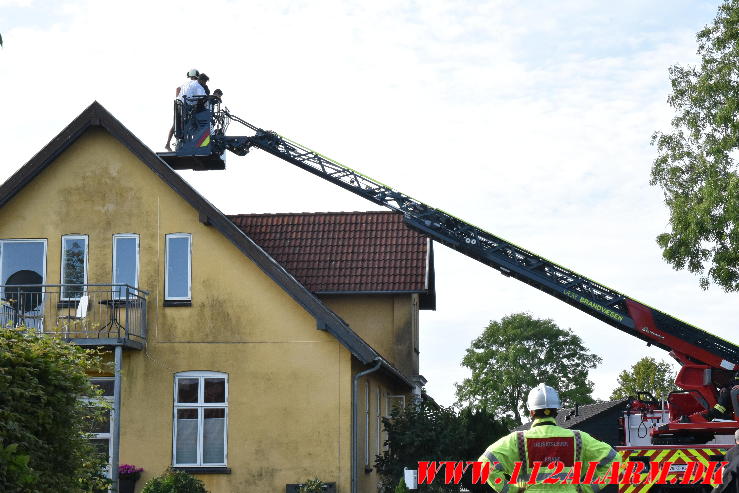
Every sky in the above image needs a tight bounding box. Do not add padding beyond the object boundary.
[1,0,736,407]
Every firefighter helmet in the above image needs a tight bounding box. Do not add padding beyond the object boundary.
[527,383,561,410]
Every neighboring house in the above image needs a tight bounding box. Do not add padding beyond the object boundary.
[515,399,629,446]
[0,102,435,492]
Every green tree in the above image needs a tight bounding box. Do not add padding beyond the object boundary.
[610,357,678,400]
[374,399,508,493]
[0,327,109,492]
[651,0,739,291]
[455,313,601,424]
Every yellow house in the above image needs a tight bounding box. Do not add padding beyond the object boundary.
[0,102,435,492]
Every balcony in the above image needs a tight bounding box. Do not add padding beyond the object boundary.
[0,284,148,350]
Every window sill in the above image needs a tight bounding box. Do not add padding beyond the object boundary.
[57,300,80,309]
[172,467,230,474]
[164,300,192,307]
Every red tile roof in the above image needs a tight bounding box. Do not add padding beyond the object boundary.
[228,211,430,293]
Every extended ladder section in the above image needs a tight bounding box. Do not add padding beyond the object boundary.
[220,120,739,373]
[158,104,739,440]
[160,105,739,373]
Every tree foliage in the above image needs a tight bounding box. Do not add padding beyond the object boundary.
[651,0,739,291]
[375,398,508,493]
[141,469,209,493]
[0,327,110,492]
[610,357,678,400]
[455,313,601,424]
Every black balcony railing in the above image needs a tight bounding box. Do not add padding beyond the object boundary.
[0,284,148,347]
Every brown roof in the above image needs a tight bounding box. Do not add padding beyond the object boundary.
[228,211,433,295]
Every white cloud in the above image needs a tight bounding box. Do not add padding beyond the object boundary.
[1,0,733,408]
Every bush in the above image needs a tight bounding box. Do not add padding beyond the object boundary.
[141,469,209,493]
[298,477,327,493]
[0,327,109,493]
[375,397,509,493]
[394,477,410,493]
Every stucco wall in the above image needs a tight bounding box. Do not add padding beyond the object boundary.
[322,294,419,381]
[0,129,367,492]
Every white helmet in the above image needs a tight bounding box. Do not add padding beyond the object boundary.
[527,383,561,410]
[187,69,200,77]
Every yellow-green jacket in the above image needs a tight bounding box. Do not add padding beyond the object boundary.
[478,417,622,492]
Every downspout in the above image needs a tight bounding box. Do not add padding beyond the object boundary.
[111,345,123,492]
[352,358,382,493]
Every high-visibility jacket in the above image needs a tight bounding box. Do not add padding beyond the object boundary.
[478,417,622,492]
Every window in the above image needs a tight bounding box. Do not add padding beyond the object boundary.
[61,235,88,299]
[0,240,47,329]
[412,295,419,354]
[165,234,191,301]
[85,378,114,479]
[113,235,139,299]
[364,382,370,468]
[376,388,382,455]
[386,395,406,414]
[173,371,227,466]
[0,240,46,286]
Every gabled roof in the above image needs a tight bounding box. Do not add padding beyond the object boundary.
[228,211,435,299]
[515,399,628,431]
[0,101,413,388]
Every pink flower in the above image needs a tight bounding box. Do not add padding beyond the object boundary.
[119,464,144,479]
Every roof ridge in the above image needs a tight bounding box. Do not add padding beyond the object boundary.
[227,211,397,218]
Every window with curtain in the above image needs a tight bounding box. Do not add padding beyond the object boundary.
[173,371,227,466]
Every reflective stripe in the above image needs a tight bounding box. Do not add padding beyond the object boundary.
[516,431,527,492]
[516,431,527,472]
[573,431,583,493]
[714,403,727,413]
[597,448,617,468]
[484,450,504,470]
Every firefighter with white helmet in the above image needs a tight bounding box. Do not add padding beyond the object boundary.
[478,383,621,492]
[165,69,207,151]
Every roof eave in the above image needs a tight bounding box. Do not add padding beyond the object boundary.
[0,101,393,370]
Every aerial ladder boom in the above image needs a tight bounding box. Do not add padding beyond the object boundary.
[159,101,739,441]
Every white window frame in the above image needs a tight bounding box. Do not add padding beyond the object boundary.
[0,239,48,332]
[173,371,228,467]
[112,234,139,299]
[386,394,406,414]
[0,239,48,287]
[376,388,382,456]
[0,239,48,307]
[84,377,115,480]
[165,234,192,301]
[61,234,88,300]
[412,295,419,354]
[364,382,370,467]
